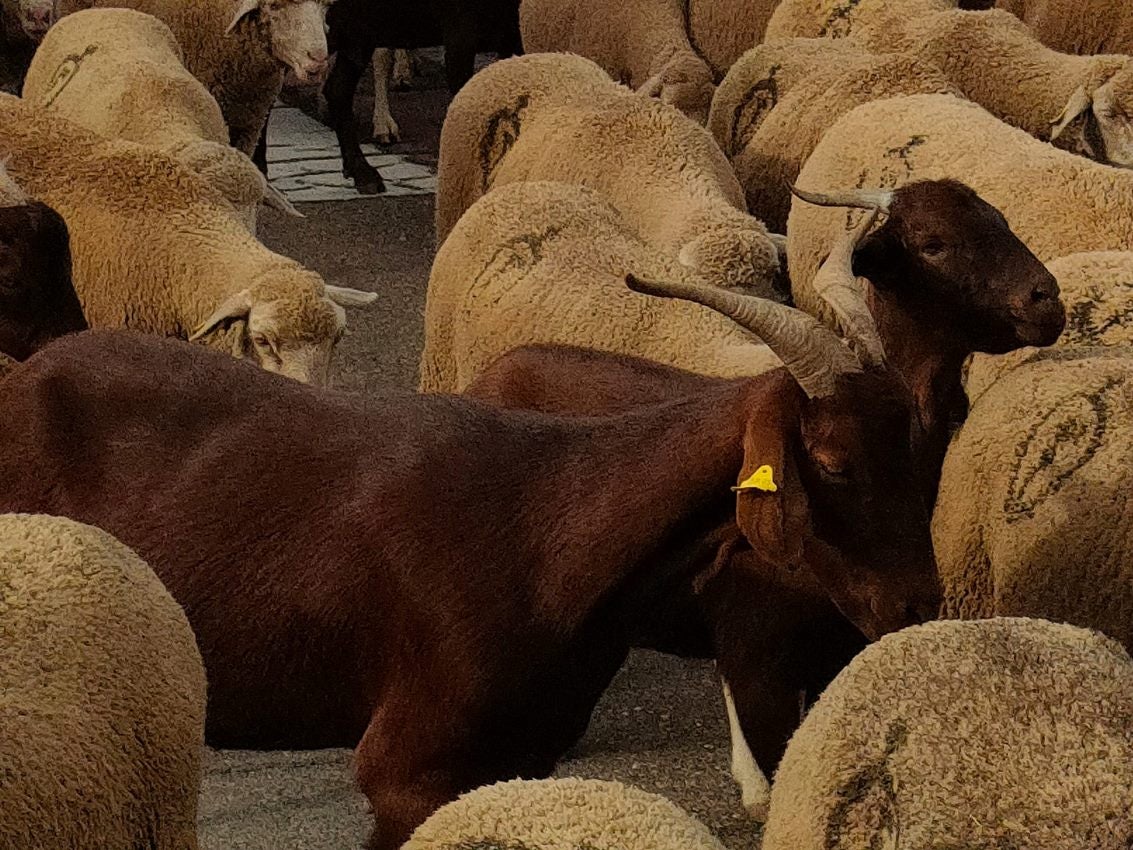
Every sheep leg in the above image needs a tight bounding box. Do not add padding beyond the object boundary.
[325,52,386,195]
[370,48,400,145]
[252,123,268,176]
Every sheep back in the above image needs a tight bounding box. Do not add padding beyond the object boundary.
[764,0,958,40]
[934,347,1133,650]
[711,40,957,231]
[997,0,1133,55]
[403,778,727,850]
[761,617,1133,849]
[422,180,780,393]
[0,513,205,850]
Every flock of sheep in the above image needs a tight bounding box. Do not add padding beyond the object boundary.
[3,0,1133,847]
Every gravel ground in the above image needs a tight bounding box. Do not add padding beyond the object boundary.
[197,76,763,850]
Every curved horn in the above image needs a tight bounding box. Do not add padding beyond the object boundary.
[625,274,860,399]
[262,182,305,218]
[812,208,886,368]
[789,182,893,212]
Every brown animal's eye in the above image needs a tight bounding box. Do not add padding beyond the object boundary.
[814,456,849,481]
[921,239,947,257]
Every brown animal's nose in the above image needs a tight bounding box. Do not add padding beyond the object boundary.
[308,48,328,63]
[29,7,50,23]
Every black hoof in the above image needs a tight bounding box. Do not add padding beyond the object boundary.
[345,164,387,195]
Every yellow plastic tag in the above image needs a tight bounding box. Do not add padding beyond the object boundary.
[732,465,778,493]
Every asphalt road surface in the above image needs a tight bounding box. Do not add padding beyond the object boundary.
[198,72,762,850]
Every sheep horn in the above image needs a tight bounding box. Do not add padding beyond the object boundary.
[262,183,305,219]
[789,182,894,212]
[625,274,861,399]
[811,208,887,368]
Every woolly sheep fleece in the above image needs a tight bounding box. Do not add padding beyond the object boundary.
[22,8,266,232]
[997,0,1133,55]
[403,778,726,850]
[519,0,715,124]
[0,513,206,850]
[786,94,1133,327]
[689,0,783,76]
[708,39,957,231]
[421,180,781,393]
[934,347,1133,651]
[765,0,959,40]
[965,251,1133,397]
[761,617,1133,850]
[435,53,779,296]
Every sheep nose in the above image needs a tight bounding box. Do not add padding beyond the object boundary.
[308,48,328,63]
[28,7,51,24]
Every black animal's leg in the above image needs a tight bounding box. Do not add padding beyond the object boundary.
[443,33,477,95]
[253,124,268,175]
[325,52,386,195]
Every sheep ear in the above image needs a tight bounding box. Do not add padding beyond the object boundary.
[637,72,665,99]
[189,290,254,341]
[226,0,261,34]
[325,285,378,308]
[1050,85,1092,141]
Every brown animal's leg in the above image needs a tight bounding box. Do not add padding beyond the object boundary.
[325,52,386,195]
[354,705,465,850]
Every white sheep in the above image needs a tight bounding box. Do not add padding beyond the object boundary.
[435,53,780,297]
[997,0,1133,55]
[764,0,959,40]
[403,778,727,850]
[0,513,206,850]
[22,8,301,234]
[934,345,1133,651]
[520,0,717,124]
[59,0,333,160]
[785,93,1133,326]
[846,8,1133,167]
[0,92,377,385]
[707,38,958,231]
[422,180,783,393]
[761,617,1133,850]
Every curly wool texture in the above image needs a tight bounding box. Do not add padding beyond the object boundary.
[846,8,1133,161]
[688,0,783,77]
[0,94,340,359]
[404,778,726,850]
[59,0,291,155]
[421,180,782,393]
[436,53,779,296]
[934,348,1133,650]
[787,94,1133,326]
[708,39,957,231]
[0,513,206,850]
[764,0,958,40]
[22,8,266,232]
[966,251,1133,397]
[996,0,1133,55]
[761,617,1133,850]
[519,0,716,124]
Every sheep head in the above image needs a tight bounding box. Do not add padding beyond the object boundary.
[2,0,56,41]
[189,268,376,387]
[1050,60,1133,168]
[627,213,941,642]
[227,0,333,85]
[792,180,1065,354]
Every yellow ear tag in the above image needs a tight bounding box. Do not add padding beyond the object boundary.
[732,465,778,493]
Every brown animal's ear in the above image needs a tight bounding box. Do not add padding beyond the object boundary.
[226,0,260,34]
[1050,85,1092,141]
[734,405,809,569]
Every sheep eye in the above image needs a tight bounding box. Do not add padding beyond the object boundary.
[921,240,947,257]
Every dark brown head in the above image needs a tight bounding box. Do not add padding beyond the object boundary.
[626,212,941,641]
[793,180,1066,353]
[0,199,87,361]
